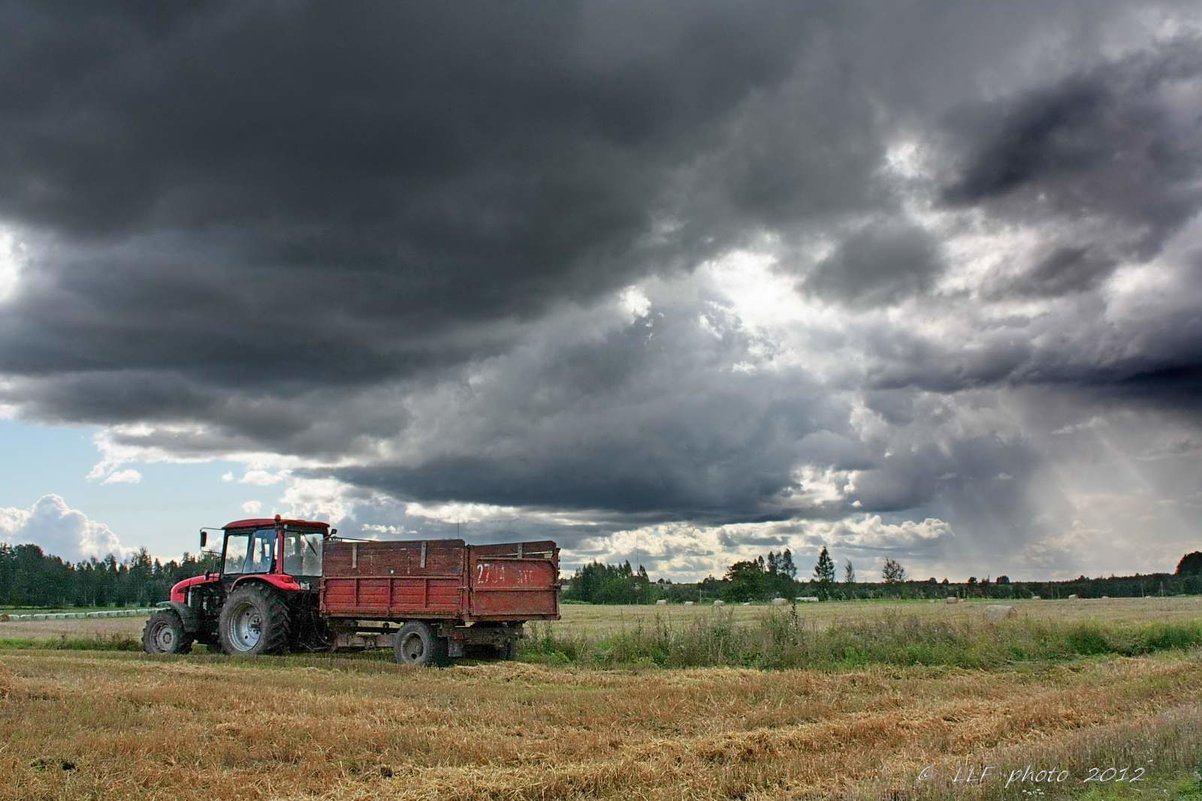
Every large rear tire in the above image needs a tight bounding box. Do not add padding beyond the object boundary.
[393,621,448,667]
[142,609,194,655]
[218,584,292,656]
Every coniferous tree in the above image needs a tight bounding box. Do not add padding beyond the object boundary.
[780,549,797,579]
[882,558,907,584]
[814,547,836,584]
[813,546,836,598]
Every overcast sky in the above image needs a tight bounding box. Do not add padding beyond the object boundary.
[2,2,1201,581]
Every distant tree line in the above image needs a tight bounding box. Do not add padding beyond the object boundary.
[4,540,1201,609]
[561,561,654,604]
[562,548,1202,604]
[0,543,217,609]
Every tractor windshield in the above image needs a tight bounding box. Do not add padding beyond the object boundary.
[223,532,250,574]
[282,530,324,577]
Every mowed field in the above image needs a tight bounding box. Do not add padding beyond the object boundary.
[1,598,1201,800]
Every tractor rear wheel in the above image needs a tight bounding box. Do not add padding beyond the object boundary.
[218,584,292,656]
[142,609,194,655]
[393,621,448,667]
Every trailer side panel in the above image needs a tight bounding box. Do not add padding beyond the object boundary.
[320,538,559,622]
[468,541,559,620]
[321,539,466,618]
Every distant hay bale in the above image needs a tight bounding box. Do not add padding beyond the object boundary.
[985,604,1016,620]
[683,601,695,606]
[945,596,959,604]
[655,599,668,606]
[712,600,725,606]
[771,597,788,606]
[1100,595,1110,599]
[795,596,819,603]
[741,602,752,606]
[1030,595,1041,600]
[1068,594,1079,599]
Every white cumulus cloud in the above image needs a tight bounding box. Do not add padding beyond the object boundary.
[101,469,143,485]
[0,495,130,561]
[240,469,284,486]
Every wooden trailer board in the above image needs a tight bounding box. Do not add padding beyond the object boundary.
[320,539,559,623]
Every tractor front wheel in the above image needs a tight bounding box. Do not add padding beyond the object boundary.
[142,609,194,655]
[218,584,292,656]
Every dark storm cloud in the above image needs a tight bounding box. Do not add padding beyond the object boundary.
[803,222,943,307]
[3,0,1202,557]
[330,292,851,523]
[988,245,1117,299]
[0,1,833,392]
[864,252,1202,407]
[942,39,1202,261]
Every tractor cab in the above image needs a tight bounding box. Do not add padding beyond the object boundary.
[213,517,328,588]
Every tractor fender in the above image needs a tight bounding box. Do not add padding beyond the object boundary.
[169,573,220,604]
[155,600,201,633]
[230,574,303,594]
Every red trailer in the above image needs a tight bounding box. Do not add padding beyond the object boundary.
[142,516,559,666]
[321,538,560,662]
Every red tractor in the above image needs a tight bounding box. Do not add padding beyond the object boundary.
[142,515,560,665]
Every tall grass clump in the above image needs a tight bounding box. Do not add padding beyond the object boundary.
[520,609,1202,670]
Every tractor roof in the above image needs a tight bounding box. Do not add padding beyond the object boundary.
[222,517,330,530]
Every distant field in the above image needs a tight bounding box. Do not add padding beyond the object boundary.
[557,596,1202,634]
[3,596,1200,643]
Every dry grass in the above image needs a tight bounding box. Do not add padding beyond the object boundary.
[0,615,148,642]
[1,649,1201,800]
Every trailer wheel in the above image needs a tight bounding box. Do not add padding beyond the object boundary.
[142,609,194,655]
[393,621,448,667]
[218,584,292,656]
[498,639,518,661]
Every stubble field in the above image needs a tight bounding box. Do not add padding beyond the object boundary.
[2,598,1201,800]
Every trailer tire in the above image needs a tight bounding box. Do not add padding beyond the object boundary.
[498,639,518,661]
[219,584,291,656]
[142,609,194,655]
[393,621,448,667]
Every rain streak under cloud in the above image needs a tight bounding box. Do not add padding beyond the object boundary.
[1,1,1201,579]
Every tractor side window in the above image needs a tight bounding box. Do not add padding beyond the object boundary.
[223,533,250,574]
[248,529,276,574]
